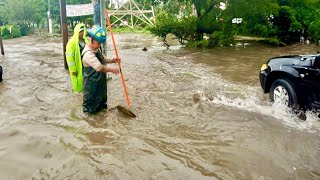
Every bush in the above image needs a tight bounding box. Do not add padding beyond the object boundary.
[148,10,176,39]
[209,30,235,47]
[11,26,21,38]
[309,20,320,43]
[197,13,221,34]
[1,26,11,39]
[1,25,22,39]
[186,39,209,48]
[171,16,197,44]
[19,24,31,36]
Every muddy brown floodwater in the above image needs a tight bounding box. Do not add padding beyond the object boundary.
[0,33,320,179]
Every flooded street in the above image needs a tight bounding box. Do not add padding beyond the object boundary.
[0,34,320,179]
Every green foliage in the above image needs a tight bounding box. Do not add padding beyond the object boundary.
[150,10,205,45]
[0,0,46,24]
[149,1,238,47]
[171,16,197,44]
[186,39,210,48]
[162,0,181,15]
[0,25,21,39]
[149,10,176,39]
[1,0,320,47]
[19,24,31,36]
[84,18,94,28]
[197,12,221,34]
[209,30,235,47]
[11,26,21,38]
[191,0,219,18]
[186,39,209,48]
[308,20,320,43]
[228,0,320,44]
[272,6,301,43]
[1,26,11,39]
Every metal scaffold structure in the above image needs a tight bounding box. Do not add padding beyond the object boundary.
[108,0,155,28]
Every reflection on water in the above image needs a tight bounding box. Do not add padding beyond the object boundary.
[0,35,319,179]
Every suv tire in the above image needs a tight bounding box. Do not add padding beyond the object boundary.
[270,79,298,108]
[270,79,306,120]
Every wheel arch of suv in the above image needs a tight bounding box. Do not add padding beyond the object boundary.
[264,71,301,94]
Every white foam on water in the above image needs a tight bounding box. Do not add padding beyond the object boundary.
[209,93,320,132]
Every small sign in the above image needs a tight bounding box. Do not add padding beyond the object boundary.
[66,3,93,17]
[232,18,243,24]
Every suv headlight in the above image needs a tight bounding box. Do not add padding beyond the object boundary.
[261,64,268,71]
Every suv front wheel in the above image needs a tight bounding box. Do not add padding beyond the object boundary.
[270,79,298,106]
[270,79,306,120]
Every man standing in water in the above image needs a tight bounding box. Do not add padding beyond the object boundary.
[66,23,87,92]
[82,26,120,114]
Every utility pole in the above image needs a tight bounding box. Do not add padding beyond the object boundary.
[93,0,107,54]
[93,0,101,26]
[0,27,4,55]
[100,0,107,54]
[48,0,53,34]
[60,0,68,69]
[0,21,4,55]
[0,2,4,55]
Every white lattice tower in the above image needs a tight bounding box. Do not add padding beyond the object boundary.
[108,0,155,28]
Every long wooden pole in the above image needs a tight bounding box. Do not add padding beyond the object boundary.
[60,0,68,69]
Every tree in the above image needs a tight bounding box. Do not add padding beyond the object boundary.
[226,0,279,36]
[285,0,320,41]
[0,0,46,24]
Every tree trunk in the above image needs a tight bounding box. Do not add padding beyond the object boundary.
[191,0,202,18]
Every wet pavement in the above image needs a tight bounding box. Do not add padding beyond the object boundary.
[0,34,320,179]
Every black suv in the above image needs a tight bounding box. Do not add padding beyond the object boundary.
[259,54,320,120]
